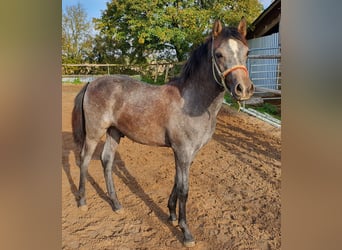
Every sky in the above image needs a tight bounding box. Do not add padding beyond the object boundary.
[259,0,273,10]
[62,0,109,20]
[62,0,273,21]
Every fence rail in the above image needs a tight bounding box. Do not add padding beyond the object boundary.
[62,62,183,84]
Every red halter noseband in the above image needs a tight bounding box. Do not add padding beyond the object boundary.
[221,65,248,78]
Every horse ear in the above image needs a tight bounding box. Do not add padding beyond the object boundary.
[238,17,247,37]
[213,20,222,38]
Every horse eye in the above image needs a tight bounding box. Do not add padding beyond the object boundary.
[215,52,223,59]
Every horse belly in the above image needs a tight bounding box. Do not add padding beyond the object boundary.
[116,113,168,147]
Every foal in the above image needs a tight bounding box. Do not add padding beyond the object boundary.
[72,18,254,247]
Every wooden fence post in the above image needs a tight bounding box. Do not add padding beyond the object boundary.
[154,64,159,83]
[164,64,170,83]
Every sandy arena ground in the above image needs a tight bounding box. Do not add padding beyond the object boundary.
[62,84,281,249]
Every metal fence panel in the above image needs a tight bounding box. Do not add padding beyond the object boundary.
[247,33,281,91]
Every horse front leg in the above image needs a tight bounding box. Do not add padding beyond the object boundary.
[172,150,196,247]
[167,181,178,226]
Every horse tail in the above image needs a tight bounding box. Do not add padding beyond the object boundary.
[72,82,90,149]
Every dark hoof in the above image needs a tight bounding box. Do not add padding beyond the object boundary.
[183,240,196,248]
[111,201,122,213]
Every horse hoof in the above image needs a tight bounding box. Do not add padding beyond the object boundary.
[79,205,88,212]
[168,219,178,227]
[183,240,196,248]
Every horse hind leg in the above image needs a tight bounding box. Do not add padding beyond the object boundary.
[78,137,98,211]
[101,127,123,213]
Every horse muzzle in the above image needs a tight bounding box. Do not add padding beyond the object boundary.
[233,80,255,101]
[222,66,255,101]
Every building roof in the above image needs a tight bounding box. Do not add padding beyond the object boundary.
[247,0,281,39]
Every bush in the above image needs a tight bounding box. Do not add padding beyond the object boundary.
[141,75,165,85]
[72,78,82,84]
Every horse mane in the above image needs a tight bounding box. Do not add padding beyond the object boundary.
[180,42,209,82]
[178,26,247,83]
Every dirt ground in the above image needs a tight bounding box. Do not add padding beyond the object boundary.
[62,84,281,249]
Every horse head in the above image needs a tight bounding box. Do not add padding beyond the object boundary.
[211,17,254,101]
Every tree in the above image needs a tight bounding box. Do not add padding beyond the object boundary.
[93,0,263,64]
[62,3,93,64]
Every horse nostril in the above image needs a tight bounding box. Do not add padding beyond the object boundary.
[235,83,243,95]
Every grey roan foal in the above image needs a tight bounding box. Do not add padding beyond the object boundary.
[72,18,254,247]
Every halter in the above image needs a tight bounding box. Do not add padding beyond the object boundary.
[211,36,249,94]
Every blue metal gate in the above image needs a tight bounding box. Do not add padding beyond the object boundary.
[247,33,281,92]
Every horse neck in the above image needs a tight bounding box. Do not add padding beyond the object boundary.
[179,62,225,117]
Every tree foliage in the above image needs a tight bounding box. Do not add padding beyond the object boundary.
[62,3,93,64]
[93,0,263,64]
